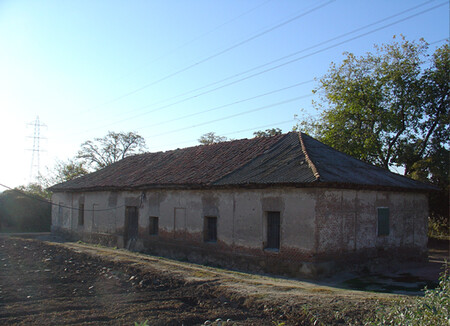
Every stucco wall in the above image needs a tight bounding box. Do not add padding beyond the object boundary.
[53,188,316,250]
[51,187,428,277]
[314,189,428,262]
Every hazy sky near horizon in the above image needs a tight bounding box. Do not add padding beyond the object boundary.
[0,0,448,188]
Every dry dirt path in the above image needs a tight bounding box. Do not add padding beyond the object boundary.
[0,237,416,325]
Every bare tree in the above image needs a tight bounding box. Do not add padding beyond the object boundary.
[77,131,147,170]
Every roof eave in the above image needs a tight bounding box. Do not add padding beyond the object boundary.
[49,180,436,194]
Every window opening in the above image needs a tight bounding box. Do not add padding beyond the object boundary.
[204,216,217,242]
[149,216,158,235]
[58,203,63,225]
[377,207,390,236]
[78,204,84,226]
[266,211,280,250]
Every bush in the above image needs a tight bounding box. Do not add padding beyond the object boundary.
[428,188,449,239]
[428,215,449,239]
[367,268,449,325]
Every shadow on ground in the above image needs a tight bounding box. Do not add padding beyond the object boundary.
[323,239,449,295]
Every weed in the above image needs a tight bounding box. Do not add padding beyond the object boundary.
[366,267,449,325]
[134,320,149,326]
[301,305,325,326]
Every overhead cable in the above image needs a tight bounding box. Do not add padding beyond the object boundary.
[145,93,314,137]
[74,0,442,136]
[79,0,335,112]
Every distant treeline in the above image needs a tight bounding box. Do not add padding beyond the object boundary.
[0,190,51,232]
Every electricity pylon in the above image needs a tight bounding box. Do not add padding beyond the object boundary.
[27,116,47,183]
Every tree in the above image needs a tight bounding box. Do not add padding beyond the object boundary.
[39,159,89,188]
[406,43,449,183]
[16,183,51,200]
[253,128,282,138]
[198,132,228,145]
[77,131,147,170]
[306,37,449,180]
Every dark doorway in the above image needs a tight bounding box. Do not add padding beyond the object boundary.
[124,206,139,247]
[204,216,217,242]
[266,211,280,250]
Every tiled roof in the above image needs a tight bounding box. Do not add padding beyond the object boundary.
[49,132,436,192]
[299,133,437,190]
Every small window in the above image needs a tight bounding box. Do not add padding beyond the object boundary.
[78,204,84,226]
[377,207,389,236]
[149,216,159,235]
[266,211,281,250]
[204,216,217,242]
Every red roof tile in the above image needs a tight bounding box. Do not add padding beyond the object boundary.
[49,132,436,192]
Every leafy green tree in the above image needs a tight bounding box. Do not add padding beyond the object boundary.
[16,183,51,200]
[253,128,282,137]
[198,132,228,145]
[77,131,147,170]
[39,159,89,188]
[306,37,449,181]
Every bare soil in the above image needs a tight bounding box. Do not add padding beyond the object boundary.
[0,237,445,325]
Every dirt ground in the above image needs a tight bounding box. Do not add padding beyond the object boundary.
[0,236,447,326]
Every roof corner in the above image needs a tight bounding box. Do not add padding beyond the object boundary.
[298,132,320,181]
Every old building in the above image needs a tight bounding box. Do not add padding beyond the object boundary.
[49,132,435,277]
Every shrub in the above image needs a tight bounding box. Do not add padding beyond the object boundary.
[428,216,449,239]
[367,268,449,325]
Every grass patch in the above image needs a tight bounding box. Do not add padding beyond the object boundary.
[366,268,449,325]
[309,287,333,294]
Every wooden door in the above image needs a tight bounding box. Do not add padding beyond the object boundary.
[124,206,139,246]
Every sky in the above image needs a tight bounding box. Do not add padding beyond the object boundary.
[0,0,448,189]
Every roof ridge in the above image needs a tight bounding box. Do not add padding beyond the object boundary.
[212,133,289,184]
[298,132,320,181]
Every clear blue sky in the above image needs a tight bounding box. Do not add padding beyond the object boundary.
[0,0,448,188]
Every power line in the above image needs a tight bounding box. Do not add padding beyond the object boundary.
[100,0,447,138]
[73,0,442,136]
[160,119,296,149]
[78,0,335,114]
[140,80,313,130]
[110,79,314,131]
[146,93,314,138]
[112,0,274,84]
[151,0,439,116]
[141,2,447,137]
[429,38,449,45]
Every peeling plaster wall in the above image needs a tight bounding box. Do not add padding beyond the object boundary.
[315,189,429,260]
[51,187,428,277]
